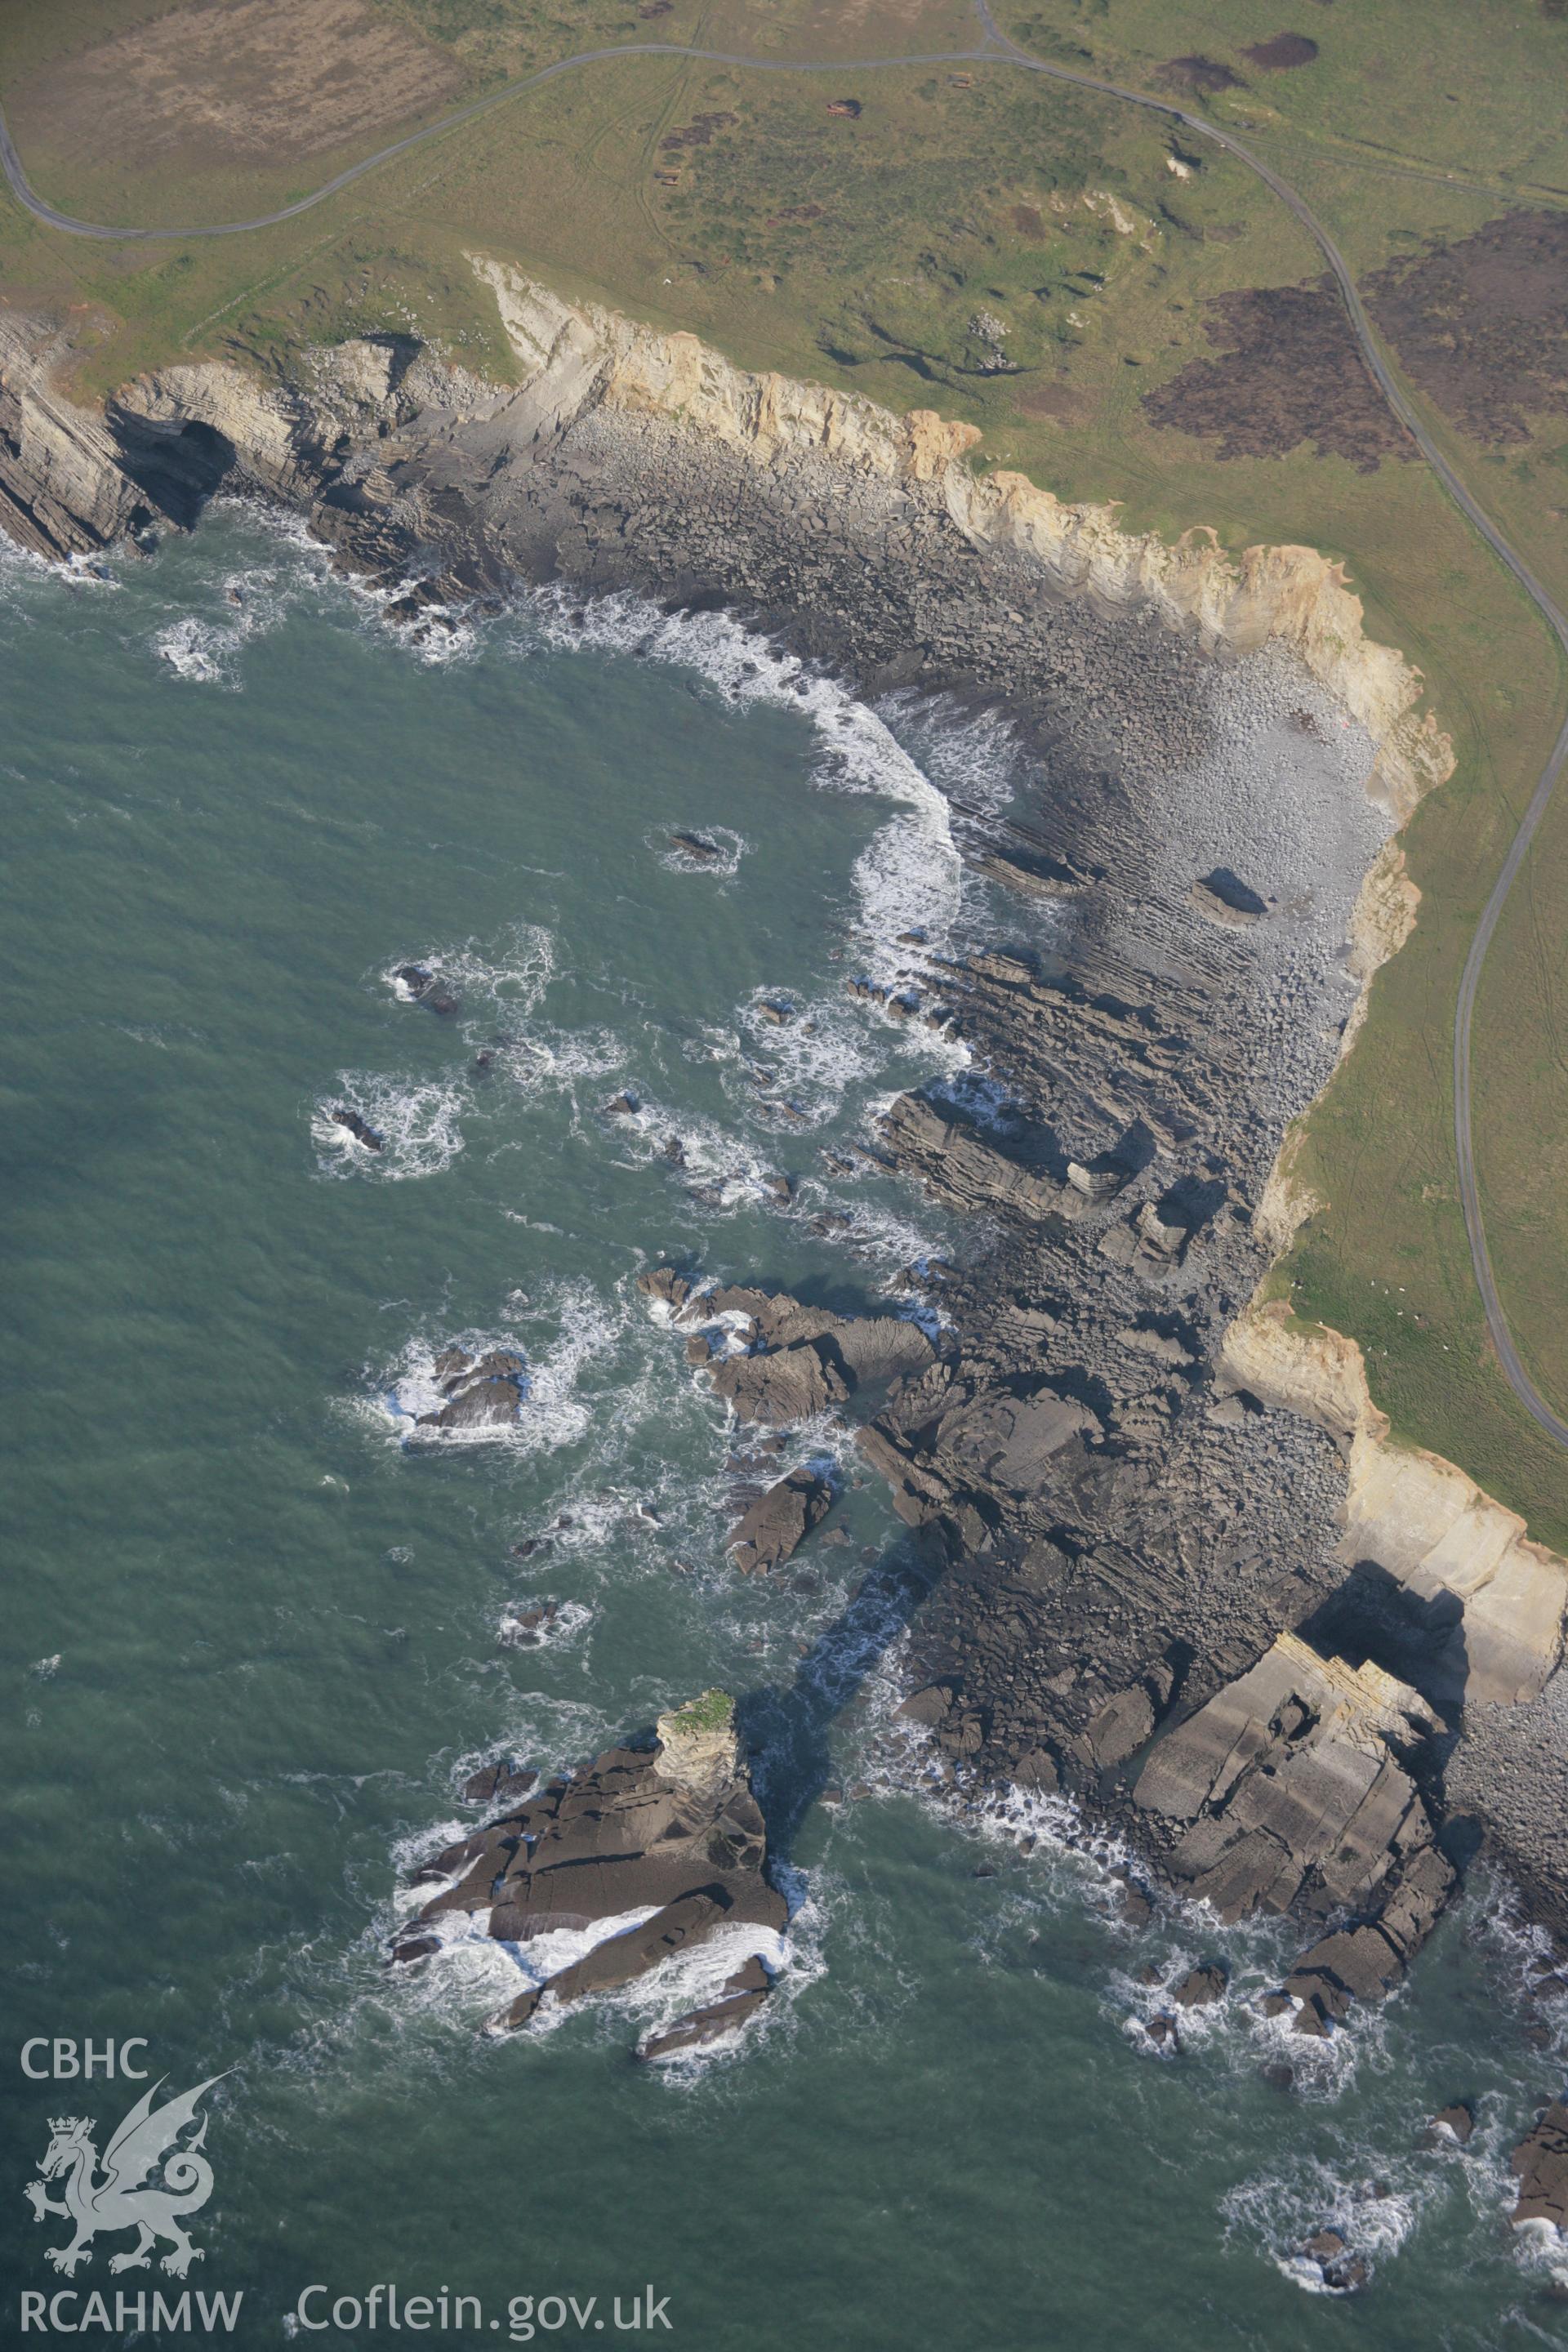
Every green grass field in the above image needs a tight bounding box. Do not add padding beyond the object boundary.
[5,0,1568,1539]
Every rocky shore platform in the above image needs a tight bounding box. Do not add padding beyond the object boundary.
[4,274,1567,2074]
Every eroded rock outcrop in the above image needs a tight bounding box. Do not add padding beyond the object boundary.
[1133,1633,1453,2025]
[728,1468,831,1575]
[636,1268,937,1434]
[1511,2101,1568,2230]
[400,1691,783,2045]
[415,1347,526,1430]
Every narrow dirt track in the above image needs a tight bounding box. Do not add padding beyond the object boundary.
[3,0,1565,1441]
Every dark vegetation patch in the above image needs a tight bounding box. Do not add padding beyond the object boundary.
[1140,279,1413,472]
[1365,210,1568,444]
[660,112,738,153]
[1157,56,1241,93]
[1241,33,1320,69]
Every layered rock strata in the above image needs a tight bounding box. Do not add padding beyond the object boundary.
[398,1692,783,2050]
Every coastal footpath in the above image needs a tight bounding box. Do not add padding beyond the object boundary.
[5,274,1568,2020]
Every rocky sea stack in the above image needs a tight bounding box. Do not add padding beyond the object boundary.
[396,1692,785,2056]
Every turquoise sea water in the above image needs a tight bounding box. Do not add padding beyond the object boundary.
[5,509,1568,2350]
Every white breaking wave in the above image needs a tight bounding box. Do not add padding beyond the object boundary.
[497,1596,595,1652]
[154,613,245,686]
[310,1073,466,1181]
[368,1284,622,1455]
[529,589,973,987]
[381,920,555,1025]
[1222,2152,1432,2296]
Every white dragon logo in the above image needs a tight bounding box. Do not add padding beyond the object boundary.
[24,2075,226,2278]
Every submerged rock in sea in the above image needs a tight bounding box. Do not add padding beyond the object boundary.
[399,1690,783,2048]
[464,1760,538,1808]
[1170,1962,1227,2009]
[636,1954,773,2061]
[394,961,460,1016]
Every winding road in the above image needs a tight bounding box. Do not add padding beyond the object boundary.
[3,1,1566,1441]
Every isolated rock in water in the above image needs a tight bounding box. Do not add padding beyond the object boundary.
[670,831,721,862]
[1428,2103,1474,2146]
[728,1468,831,1574]
[387,1934,441,1968]
[1170,1962,1227,2009]
[1511,2100,1568,2226]
[403,1690,784,2044]
[394,961,459,1013]
[416,1349,526,1429]
[1112,1869,1152,1927]
[331,1107,384,1151]
[636,1955,773,2060]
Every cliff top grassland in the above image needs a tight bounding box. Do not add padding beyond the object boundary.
[4,0,1568,1542]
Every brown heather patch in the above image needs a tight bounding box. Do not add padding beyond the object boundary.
[1365,210,1568,445]
[1241,33,1321,69]
[1140,279,1413,473]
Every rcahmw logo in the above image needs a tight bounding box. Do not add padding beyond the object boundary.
[19,2042,241,2334]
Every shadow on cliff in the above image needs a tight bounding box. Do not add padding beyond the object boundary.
[1298,1557,1469,1739]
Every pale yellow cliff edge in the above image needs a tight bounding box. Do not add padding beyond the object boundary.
[1223,1299,1568,1707]
[468,262,1455,826]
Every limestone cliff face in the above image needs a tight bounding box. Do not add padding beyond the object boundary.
[469,264,1452,823]
[1223,1299,1568,1708]
[5,271,1454,821]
